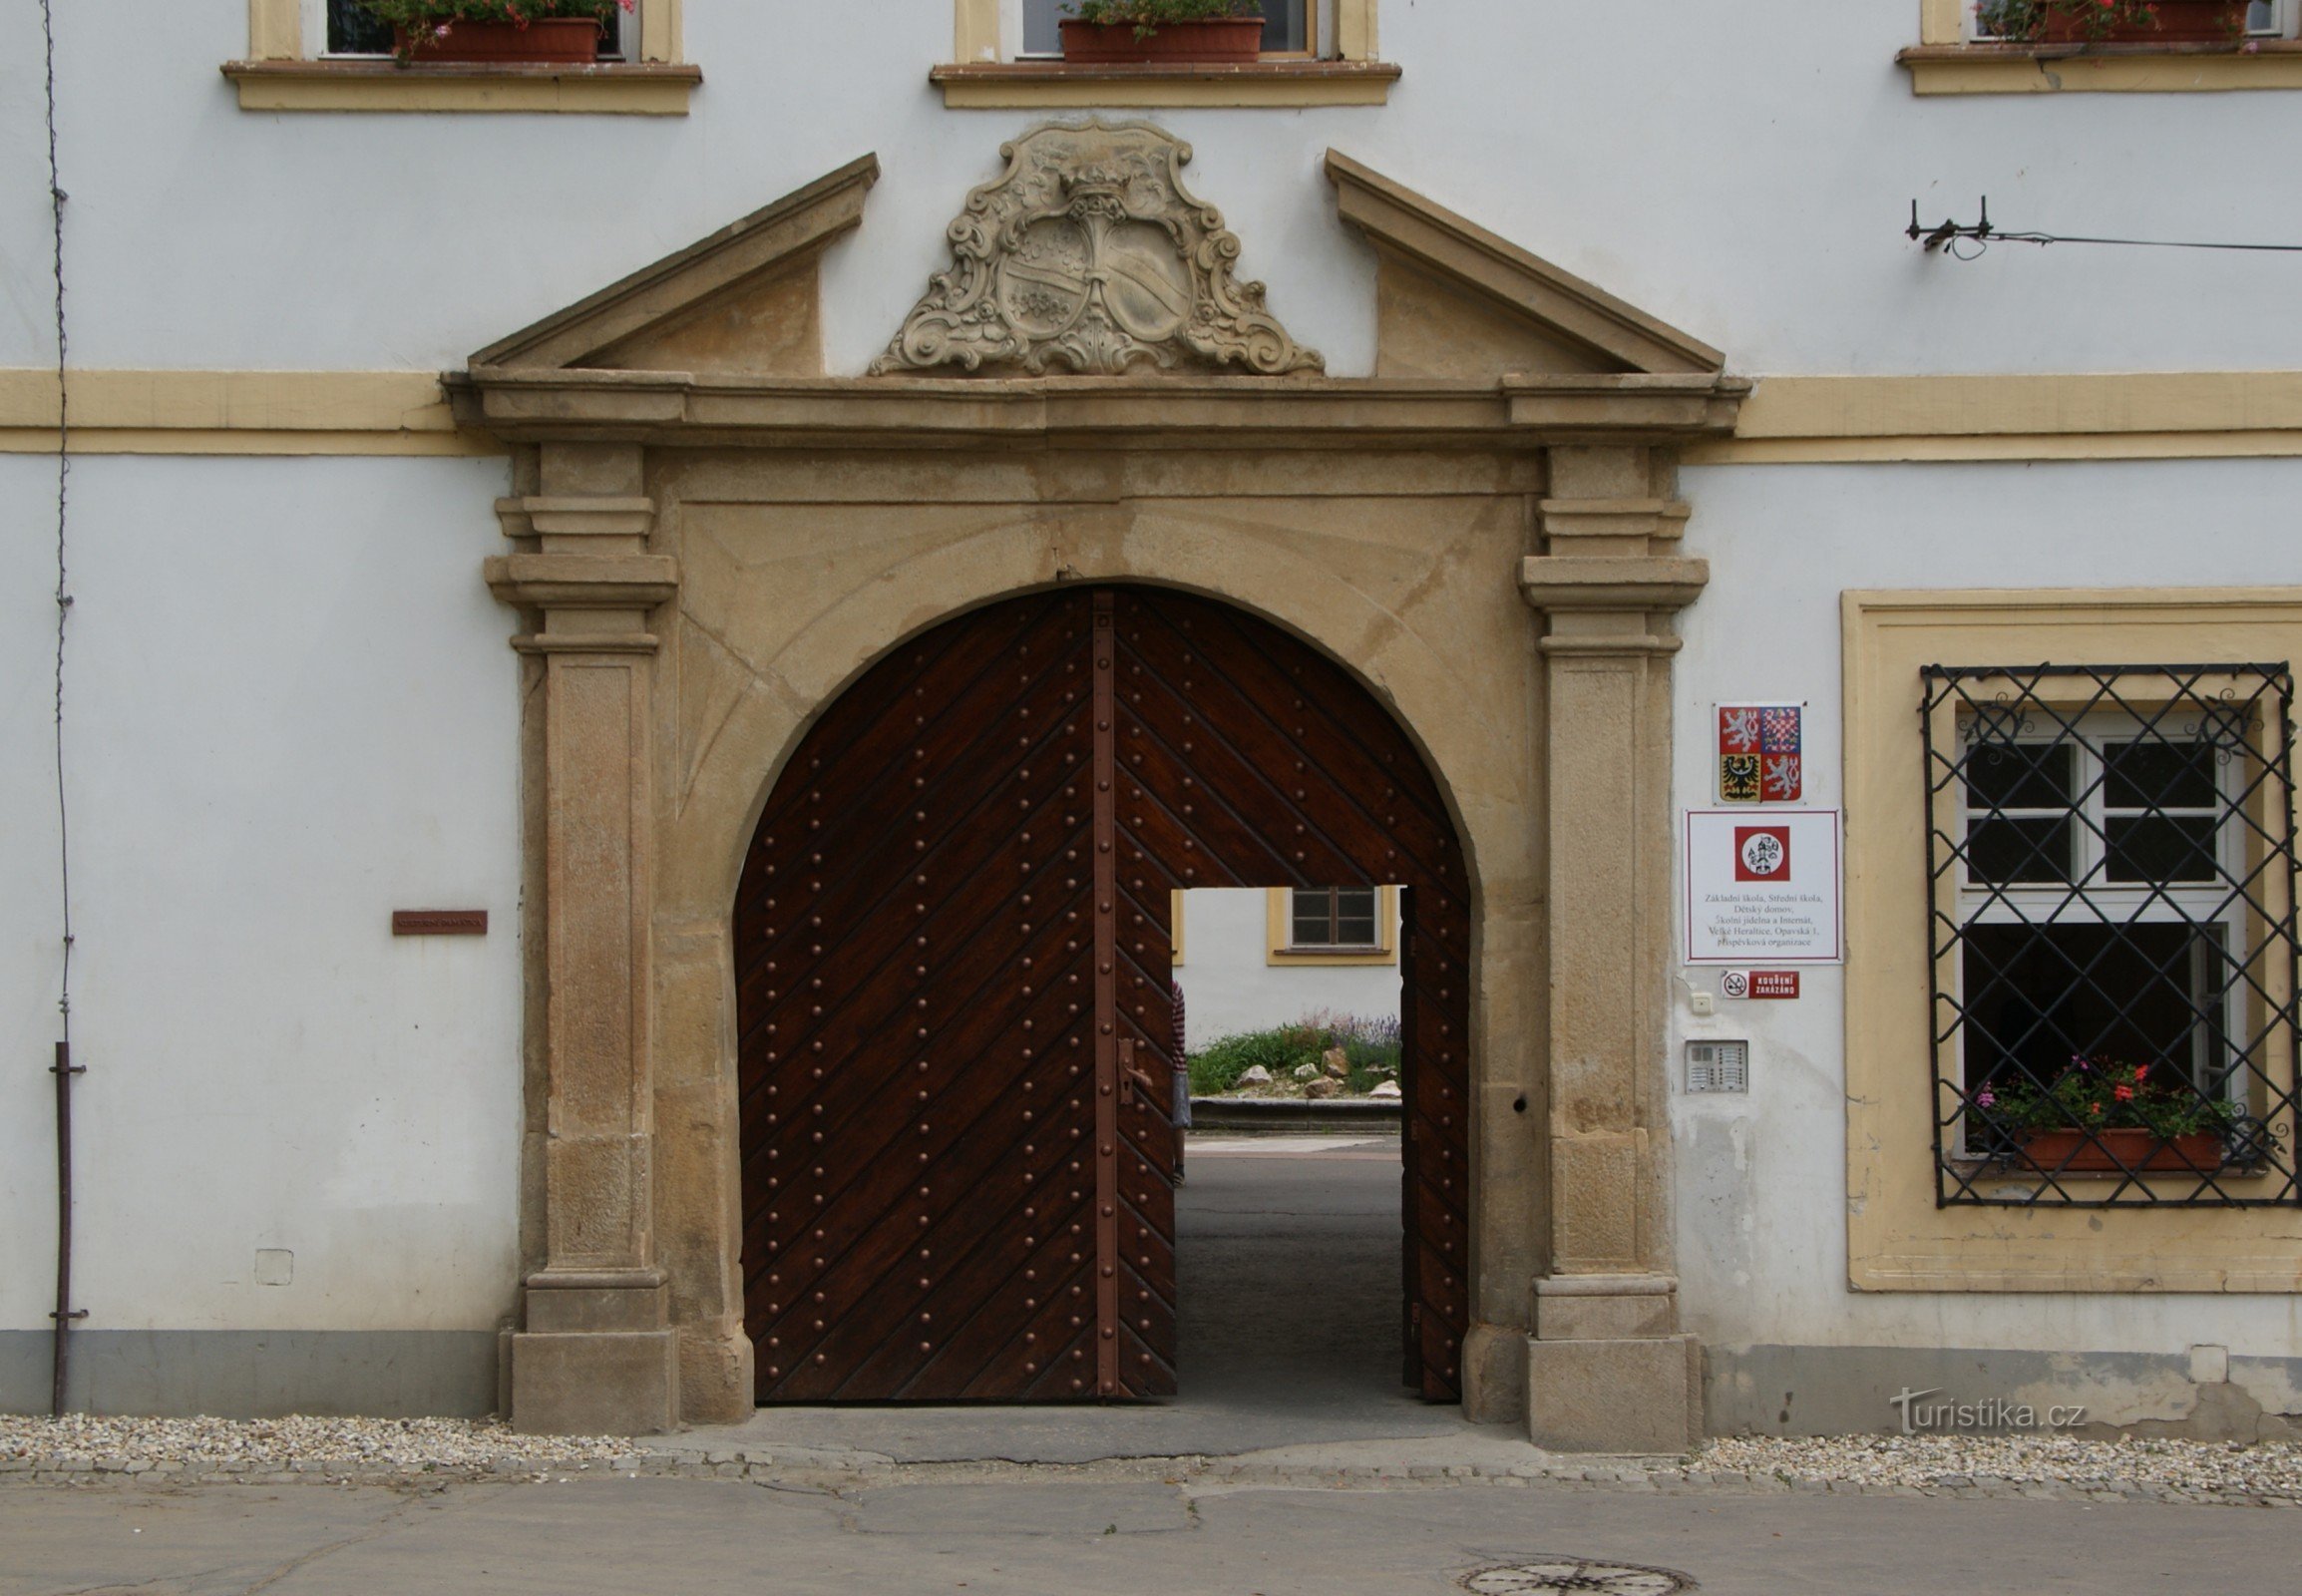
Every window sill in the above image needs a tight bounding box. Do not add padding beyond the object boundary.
[220,59,701,115]
[929,59,1398,109]
[1267,946,1396,968]
[1899,40,2302,94]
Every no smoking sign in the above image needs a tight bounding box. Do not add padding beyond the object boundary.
[1721,970,1801,1000]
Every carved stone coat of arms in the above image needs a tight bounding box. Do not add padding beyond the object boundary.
[874,120,1323,378]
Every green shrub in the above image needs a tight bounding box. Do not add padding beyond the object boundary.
[1187,1010,1402,1097]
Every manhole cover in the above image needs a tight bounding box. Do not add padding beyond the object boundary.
[1459,1559,1697,1595]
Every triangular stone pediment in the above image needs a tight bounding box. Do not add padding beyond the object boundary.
[1325,150,1723,380]
[462,144,1726,393]
[470,155,880,375]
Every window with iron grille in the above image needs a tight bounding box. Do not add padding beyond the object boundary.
[1924,663,2300,1207]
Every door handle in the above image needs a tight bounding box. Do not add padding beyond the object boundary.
[1117,1037,1161,1108]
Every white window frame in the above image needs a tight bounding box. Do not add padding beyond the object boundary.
[305,0,635,58]
[1953,708,2248,1131]
[1008,0,1335,59]
[1970,0,2294,41]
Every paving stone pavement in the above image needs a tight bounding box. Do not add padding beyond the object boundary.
[5,1473,2299,1596]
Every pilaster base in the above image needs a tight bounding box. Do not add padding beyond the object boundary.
[1526,1333,1703,1454]
[511,1271,680,1436]
[1461,1321,1530,1426]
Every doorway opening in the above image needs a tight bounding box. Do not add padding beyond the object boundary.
[1173,885,1430,1421]
[734,586,1471,1409]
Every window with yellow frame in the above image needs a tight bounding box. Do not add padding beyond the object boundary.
[1841,589,2302,1295]
[230,0,695,113]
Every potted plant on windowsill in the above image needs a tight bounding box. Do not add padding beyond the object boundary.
[1976,0,2251,45]
[1059,1,1268,65]
[352,0,631,64]
[1977,1053,2239,1174]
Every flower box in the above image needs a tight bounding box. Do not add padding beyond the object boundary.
[2014,1127,2225,1173]
[393,18,603,63]
[1058,18,1267,64]
[2037,1,2251,43]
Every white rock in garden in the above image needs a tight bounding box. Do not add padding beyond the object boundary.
[1369,1080,1402,1100]
[1237,1065,1273,1085]
[1305,1077,1343,1099]
[1291,1062,1321,1081]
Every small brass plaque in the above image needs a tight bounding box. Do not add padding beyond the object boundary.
[392,910,489,937]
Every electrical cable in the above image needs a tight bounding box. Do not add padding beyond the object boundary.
[1987,230,2302,254]
[1909,199,2302,259]
[39,0,83,1420]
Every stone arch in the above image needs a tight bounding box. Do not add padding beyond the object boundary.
[640,490,1546,1424]
[726,582,1478,1400]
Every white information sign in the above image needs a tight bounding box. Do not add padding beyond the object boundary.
[1684,808,1842,966]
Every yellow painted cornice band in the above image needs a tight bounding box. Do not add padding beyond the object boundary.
[19,369,2302,461]
[1686,372,2302,465]
[0,370,497,457]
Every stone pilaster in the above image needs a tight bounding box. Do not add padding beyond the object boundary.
[1517,445,1705,1453]
[488,444,684,1435]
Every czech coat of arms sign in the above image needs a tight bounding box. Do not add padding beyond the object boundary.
[874,120,1323,378]
[1718,702,1802,804]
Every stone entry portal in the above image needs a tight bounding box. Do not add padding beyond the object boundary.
[735,587,1472,1402]
[465,138,1749,1442]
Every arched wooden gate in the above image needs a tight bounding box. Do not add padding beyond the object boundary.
[735,587,1472,1401]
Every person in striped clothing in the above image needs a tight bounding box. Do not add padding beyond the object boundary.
[1170,979,1191,1186]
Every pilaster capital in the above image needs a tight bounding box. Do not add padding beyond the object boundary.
[485,552,680,612]
[1536,497,1691,544]
[1519,555,1709,615]
[495,496,657,540]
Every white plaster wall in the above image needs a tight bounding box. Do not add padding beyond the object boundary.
[1671,458,2302,1366]
[3,0,2300,1366]
[7,3,2302,376]
[1173,888,1401,1049]
[0,456,524,1335]
[0,456,68,1335]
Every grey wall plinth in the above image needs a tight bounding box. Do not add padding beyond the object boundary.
[1706,1343,2302,1442]
[1,1330,499,1418]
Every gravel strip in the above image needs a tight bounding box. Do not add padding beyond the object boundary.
[4,1414,2300,1505]
[1,1414,631,1480]
[1699,1433,2302,1499]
